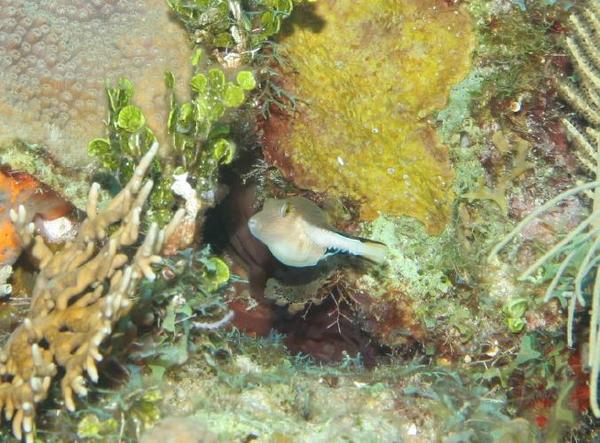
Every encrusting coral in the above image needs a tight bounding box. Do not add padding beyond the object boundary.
[489,0,600,418]
[0,142,184,442]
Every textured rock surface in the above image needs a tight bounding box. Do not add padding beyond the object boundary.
[264,0,474,234]
[0,0,191,167]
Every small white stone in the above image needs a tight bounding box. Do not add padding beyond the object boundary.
[407,423,417,436]
[37,215,77,243]
[171,172,200,218]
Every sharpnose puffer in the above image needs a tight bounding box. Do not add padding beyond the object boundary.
[247,196,388,267]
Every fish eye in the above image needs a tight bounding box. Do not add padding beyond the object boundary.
[279,202,290,217]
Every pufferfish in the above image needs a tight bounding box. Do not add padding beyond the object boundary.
[248,196,388,267]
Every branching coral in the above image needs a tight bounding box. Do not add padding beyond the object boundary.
[489,0,600,417]
[0,142,184,442]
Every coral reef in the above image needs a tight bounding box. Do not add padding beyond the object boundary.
[263,0,474,233]
[149,332,537,443]
[0,0,191,167]
[489,0,600,418]
[357,215,479,350]
[1,0,594,441]
[0,143,182,442]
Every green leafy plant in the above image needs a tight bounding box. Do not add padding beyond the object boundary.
[88,78,174,225]
[165,49,256,195]
[131,247,233,373]
[167,0,315,56]
[167,0,312,118]
[502,298,528,333]
[69,373,165,442]
[88,58,256,225]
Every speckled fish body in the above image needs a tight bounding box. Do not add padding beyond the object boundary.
[248,196,388,267]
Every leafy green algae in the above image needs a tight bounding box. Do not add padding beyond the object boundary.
[88,61,256,225]
[167,0,316,59]
[265,0,474,234]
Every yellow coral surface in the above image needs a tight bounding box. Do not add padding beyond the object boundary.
[0,0,191,167]
[266,0,474,233]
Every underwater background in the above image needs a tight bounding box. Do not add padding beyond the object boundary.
[0,0,599,441]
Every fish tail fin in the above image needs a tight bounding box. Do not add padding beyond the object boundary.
[351,239,389,264]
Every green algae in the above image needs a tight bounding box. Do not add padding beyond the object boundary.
[88,61,256,225]
[76,415,119,440]
[117,105,146,133]
[503,298,529,333]
[167,0,316,60]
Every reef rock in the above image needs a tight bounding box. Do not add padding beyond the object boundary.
[263,0,474,234]
[0,0,191,167]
